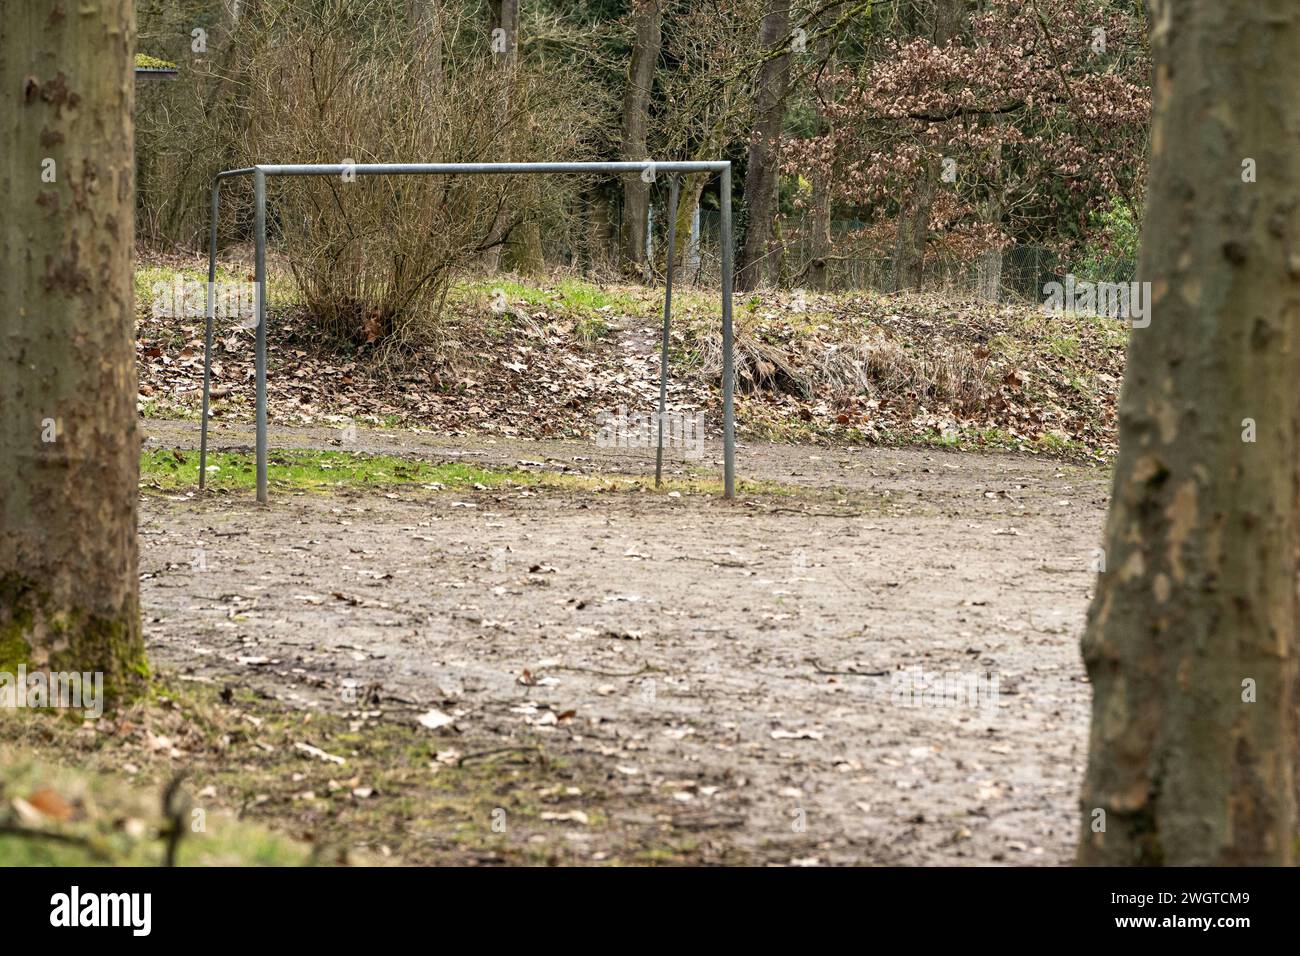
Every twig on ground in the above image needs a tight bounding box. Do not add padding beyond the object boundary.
[805,657,890,677]
[0,823,111,859]
[456,745,546,768]
[748,505,867,517]
[161,773,190,867]
[546,662,665,678]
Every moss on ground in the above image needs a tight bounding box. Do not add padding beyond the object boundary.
[0,574,36,674]
[139,446,810,503]
[141,447,532,494]
[2,677,741,865]
[134,53,178,70]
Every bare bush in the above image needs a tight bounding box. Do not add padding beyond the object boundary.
[204,0,607,345]
[135,1,237,247]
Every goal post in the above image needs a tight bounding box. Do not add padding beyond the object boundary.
[198,161,736,503]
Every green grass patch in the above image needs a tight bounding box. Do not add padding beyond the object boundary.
[139,444,833,506]
[135,53,177,70]
[573,315,612,344]
[141,448,532,493]
[0,739,312,866]
[449,276,650,324]
[135,263,299,325]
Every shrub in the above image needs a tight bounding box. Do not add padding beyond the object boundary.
[1072,197,1141,283]
[214,1,603,345]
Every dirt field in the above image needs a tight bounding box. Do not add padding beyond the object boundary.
[138,418,1109,865]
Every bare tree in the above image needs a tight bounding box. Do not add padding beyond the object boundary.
[736,0,792,291]
[407,0,445,101]
[804,23,835,291]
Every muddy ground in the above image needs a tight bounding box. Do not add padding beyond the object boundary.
[138,418,1109,865]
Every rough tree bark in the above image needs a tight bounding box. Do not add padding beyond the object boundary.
[976,195,1003,302]
[619,0,662,277]
[735,0,791,292]
[806,169,832,291]
[0,0,146,696]
[1078,0,1300,865]
[671,171,706,274]
[891,166,933,292]
[497,1,545,275]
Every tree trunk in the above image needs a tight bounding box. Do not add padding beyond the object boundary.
[672,170,707,276]
[977,196,1003,302]
[504,198,545,273]
[619,0,661,278]
[976,245,1002,302]
[891,0,966,292]
[584,185,617,276]
[807,172,832,291]
[505,183,546,274]
[804,24,834,291]
[503,0,543,276]
[688,201,701,279]
[406,0,444,102]
[892,168,933,291]
[0,0,146,698]
[736,0,791,292]
[482,0,519,273]
[1078,0,1300,866]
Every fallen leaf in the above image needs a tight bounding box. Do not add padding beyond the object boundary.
[417,709,456,731]
[25,788,73,822]
[540,810,589,824]
[294,741,346,765]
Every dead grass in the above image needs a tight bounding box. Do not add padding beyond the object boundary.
[136,252,1124,459]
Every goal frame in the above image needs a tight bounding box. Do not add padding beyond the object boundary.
[198,161,736,502]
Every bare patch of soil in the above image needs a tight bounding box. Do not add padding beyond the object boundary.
[139,421,1108,865]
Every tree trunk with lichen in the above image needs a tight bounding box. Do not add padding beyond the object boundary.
[671,171,706,274]
[804,25,833,292]
[1078,0,1300,865]
[619,0,661,278]
[806,164,832,291]
[0,0,146,700]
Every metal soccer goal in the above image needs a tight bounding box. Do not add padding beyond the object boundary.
[198,161,737,502]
